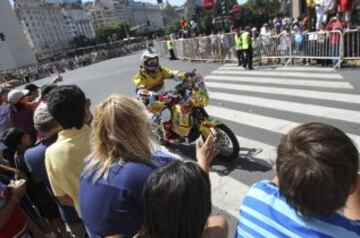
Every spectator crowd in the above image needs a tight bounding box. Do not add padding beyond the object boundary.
[159,0,360,68]
[0,67,359,238]
[0,42,147,88]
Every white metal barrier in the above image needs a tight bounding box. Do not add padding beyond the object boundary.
[154,30,356,69]
[343,29,360,60]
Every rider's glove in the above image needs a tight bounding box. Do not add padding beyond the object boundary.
[148,91,159,99]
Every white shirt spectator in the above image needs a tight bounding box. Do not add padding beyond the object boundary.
[190,20,198,29]
[260,26,272,36]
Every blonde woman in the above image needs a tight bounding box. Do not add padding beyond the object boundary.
[79,95,217,238]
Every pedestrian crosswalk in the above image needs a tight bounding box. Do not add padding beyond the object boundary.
[212,67,344,79]
[200,64,360,220]
[205,75,353,89]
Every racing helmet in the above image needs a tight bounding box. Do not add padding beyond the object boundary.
[141,50,159,73]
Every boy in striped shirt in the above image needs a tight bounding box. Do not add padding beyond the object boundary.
[236,122,360,238]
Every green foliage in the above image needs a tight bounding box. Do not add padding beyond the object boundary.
[95,21,130,43]
[164,20,181,35]
[71,35,95,47]
[243,0,281,15]
[199,13,213,35]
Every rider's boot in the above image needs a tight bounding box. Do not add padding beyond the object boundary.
[162,122,177,143]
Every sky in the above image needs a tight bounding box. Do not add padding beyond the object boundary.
[10,0,247,7]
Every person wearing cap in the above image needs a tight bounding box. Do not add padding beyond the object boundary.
[7,89,37,145]
[25,104,86,237]
[133,50,188,142]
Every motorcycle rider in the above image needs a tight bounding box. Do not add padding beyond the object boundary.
[133,50,189,142]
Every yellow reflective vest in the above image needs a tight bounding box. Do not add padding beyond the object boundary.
[241,32,250,50]
[167,40,174,50]
[234,34,242,50]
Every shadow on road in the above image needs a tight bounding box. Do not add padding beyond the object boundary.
[164,143,273,176]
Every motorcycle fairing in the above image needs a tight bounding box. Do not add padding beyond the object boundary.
[199,117,223,138]
[171,104,193,137]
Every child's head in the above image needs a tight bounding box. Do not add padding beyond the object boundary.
[2,128,32,151]
[276,123,359,217]
[140,160,211,238]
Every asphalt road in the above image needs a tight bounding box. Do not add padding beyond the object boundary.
[34,52,360,237]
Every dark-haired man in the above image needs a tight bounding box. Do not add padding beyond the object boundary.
[235,122,360,237]
[45,85,91,227]
[26,104,84,237]
[24,84,39,102]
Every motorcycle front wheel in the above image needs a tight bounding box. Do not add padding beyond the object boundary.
[214,124,240,162]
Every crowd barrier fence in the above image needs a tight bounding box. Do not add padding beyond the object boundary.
[154,29,360,70]
[343,29,360,61]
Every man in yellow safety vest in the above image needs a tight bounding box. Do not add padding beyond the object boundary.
[167,35,177,60]
[241,26,254,70]
[234,27,244,66]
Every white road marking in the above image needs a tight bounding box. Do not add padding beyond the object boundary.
[206,82,360,104]
[209,91,360,123]
[221,64,335,72]
[204,75,352,89]
[211,69,343,79]
[206,105,360,147]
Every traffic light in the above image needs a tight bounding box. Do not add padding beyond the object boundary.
[0,32,5,41]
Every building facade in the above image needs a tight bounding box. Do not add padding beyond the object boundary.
[0,0,37,70]
[62,8,96,40]
[87,0,130,30]
[129,1,164,34]
[14,0,95,59]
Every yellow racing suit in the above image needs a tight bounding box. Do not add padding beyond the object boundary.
[133,65,187,141]
[133,66,179,94]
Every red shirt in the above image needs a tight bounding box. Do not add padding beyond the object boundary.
[327,20,344,44]
[336,0,353,12]
[10,104,37,144]
[181,19,187,29]
[0,184,27,238]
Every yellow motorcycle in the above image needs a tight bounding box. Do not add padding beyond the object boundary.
[147,71,240,161]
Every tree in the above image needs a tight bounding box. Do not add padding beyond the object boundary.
[71,35,95,48]
[95,21,131,43]
[114,21,130,39]
[243,0,281,16]
[164,20,181,35]
[199,13,213,35]
[162,2,181,24]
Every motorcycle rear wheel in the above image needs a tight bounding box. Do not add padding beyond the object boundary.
[215,124,240,162]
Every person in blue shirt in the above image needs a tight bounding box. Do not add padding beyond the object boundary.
[235,122,360,238]
[79,95,220,238]
[24,104,85,237]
